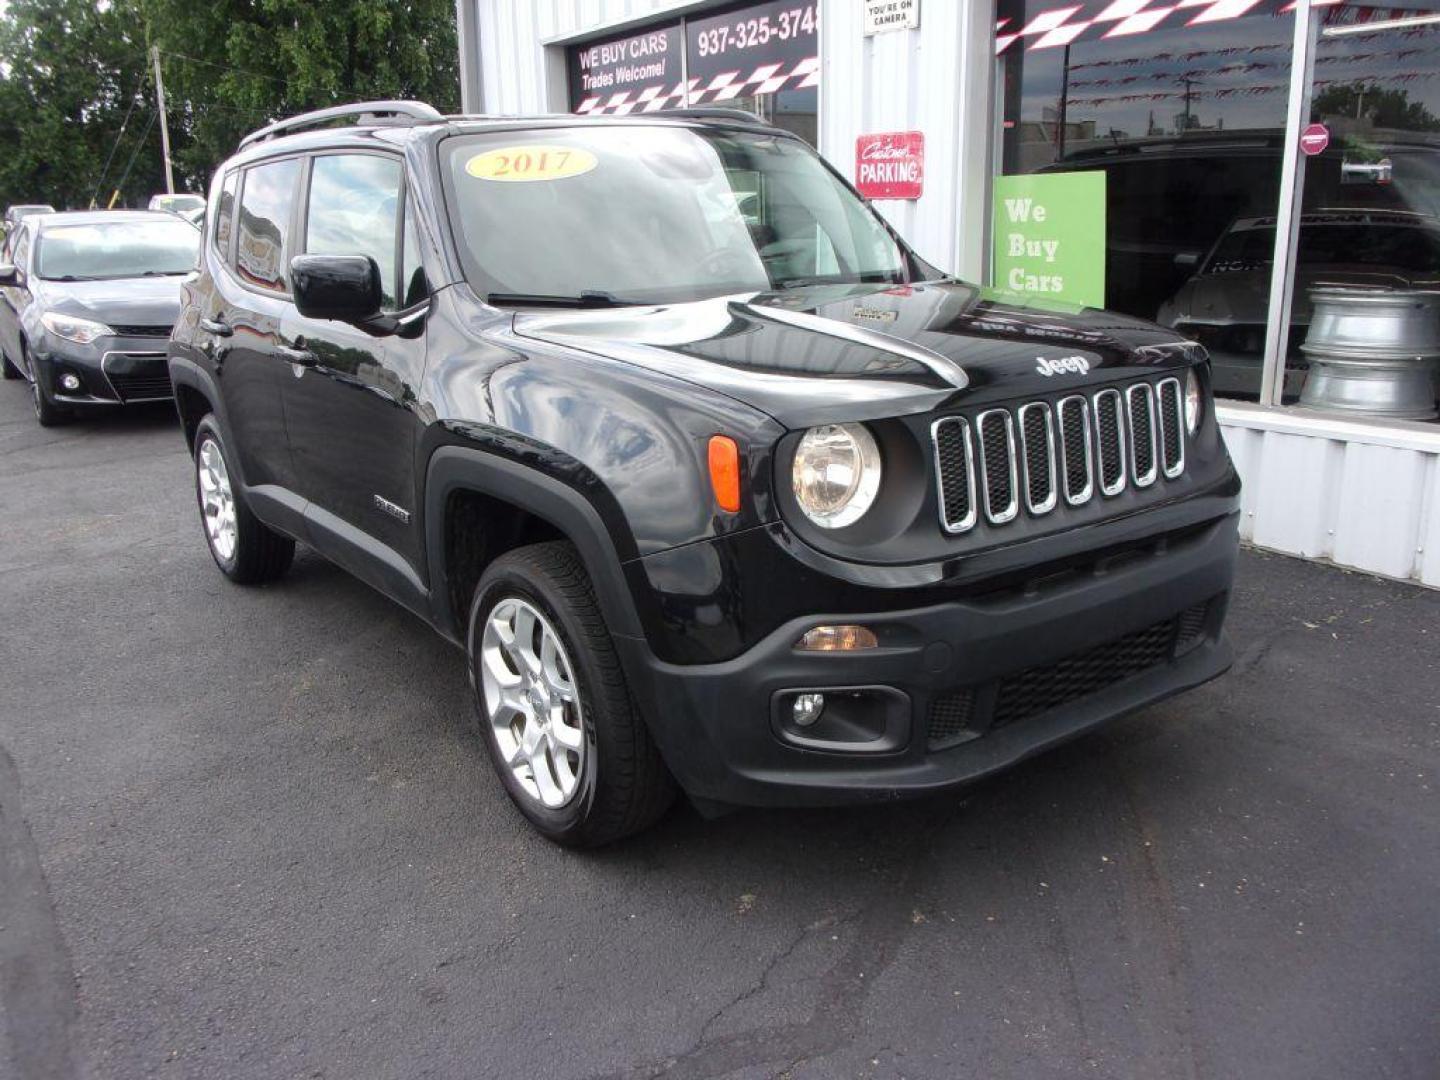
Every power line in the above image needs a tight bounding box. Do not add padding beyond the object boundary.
[89,73,148,208]
[107,109,157,206]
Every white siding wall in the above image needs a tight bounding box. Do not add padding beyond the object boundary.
[1220,403,1440,588]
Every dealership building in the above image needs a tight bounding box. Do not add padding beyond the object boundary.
[457,0,1440,588]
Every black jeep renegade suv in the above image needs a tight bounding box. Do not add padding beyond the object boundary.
[169,101,1240,845]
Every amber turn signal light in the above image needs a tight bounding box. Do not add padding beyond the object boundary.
[795,625,879,652]
[708,435,741,513]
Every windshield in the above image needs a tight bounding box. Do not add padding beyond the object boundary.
[441,126,909,304]
[36,220,198,281]
[1204,217,1440,277]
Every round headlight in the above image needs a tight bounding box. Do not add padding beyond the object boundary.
[791,423,882,529]
[1184,368,1203,435]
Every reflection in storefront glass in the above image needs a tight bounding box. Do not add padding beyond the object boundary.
[1283,6,1440,412]
[998,0,1291,401]
[999,0,1440,414]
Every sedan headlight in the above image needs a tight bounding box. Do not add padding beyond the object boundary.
[40,312,113,345]
[1184,368,1203,435]
[791,423,882,529]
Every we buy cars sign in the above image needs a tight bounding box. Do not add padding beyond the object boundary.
[855,131,924,200]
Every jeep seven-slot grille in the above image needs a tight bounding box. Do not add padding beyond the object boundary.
[933,377,1186,533]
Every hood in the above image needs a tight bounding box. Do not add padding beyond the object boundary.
[513,281,1202,427]
[39,275,184,329]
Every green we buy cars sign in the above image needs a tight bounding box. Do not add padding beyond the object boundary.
[991,172,1106,308]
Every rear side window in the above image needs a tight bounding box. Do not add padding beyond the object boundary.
[213,172,237,261]
[236,158,300,293]
[305,154,402,309]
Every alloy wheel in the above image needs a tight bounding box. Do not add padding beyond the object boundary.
[480,597,586,809]
[197,438,238,562]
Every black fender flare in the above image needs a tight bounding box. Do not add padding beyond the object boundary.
[167,354,226,454]
[423,445,646,644]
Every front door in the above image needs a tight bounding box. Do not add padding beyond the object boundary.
[280,152,428,578]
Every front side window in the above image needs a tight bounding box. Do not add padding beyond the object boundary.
[213,172,238,261]
[305,154,402,309]
[34,220,198,281]
[441,126,908,304]
[236,158,300,293]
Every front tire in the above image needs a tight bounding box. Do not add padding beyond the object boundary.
[193,415,294,584]
[469,541,676,846]
[27,350,68,427]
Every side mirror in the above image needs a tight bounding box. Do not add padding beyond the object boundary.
[1174,251,1201,270]
[0,263,19,288]
[290,254,382,325]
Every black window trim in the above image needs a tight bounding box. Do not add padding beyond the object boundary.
[298,147,409,315]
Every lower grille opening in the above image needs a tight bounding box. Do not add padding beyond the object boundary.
[926,600,1213,749]
[926,690,976,746]
[109,372,173,401]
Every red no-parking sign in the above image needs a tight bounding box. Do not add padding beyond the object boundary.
[1300,123,1330,156]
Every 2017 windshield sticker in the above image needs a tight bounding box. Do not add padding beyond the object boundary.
[465,146,598,182]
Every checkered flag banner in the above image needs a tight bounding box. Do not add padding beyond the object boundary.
[995,0,1351,54]
[575,56,819,116]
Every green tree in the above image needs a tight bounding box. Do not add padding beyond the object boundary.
[143,0,459,194]
[0,0,459,210]
[0,0,160,209]
[1313,82,1440,132]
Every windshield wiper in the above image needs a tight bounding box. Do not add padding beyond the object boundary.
[771,273,905,291]
[485,290,637,308]
[141,269,189,277]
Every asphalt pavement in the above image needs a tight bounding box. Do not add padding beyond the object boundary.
[0,384,1436,1080]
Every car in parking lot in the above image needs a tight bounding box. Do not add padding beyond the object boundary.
[0,209,198,425]
[1156,208,1440,398]
[169,101,1240,845]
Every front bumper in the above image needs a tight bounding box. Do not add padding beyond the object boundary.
[618,511,1239,807]
[33,337,173,405]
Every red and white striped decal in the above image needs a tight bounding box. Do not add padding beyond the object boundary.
[574,55,818,116]
[995,0,1358,54]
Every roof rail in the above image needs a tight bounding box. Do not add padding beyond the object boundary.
[657,107,772,125]
[238,100,444,150]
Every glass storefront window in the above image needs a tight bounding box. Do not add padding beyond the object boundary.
[997,0,1293,401]
[998,1,1440,419]
[566,0,818,146]
[1283,4,1440,417]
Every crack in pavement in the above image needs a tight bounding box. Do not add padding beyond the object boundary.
[589,804,964,1080]
[0,742,84,1080]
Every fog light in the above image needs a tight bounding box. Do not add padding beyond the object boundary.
[60,373,81,392]
[795,624,878,652]
[792,692,825,727]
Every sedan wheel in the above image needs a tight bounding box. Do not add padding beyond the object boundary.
[480,596,586,809]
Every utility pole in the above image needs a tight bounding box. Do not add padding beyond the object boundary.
[151,46,174,194]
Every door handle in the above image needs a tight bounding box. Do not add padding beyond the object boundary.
[277,345,317,367]
[199,317,232,336]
